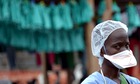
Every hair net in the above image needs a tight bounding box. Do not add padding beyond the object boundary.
[91,20,128,67]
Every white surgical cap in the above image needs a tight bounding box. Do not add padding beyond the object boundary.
[91,20,128,66]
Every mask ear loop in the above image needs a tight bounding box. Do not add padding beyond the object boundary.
[103,45,107,54]
[100,69,107,84]
[101,45,107,84]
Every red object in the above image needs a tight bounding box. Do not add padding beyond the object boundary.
[36,53,42,66]
[127,38,140,77]
[48,53,55,65]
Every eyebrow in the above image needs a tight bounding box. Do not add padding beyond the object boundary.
[111,41,130,45]
[111,38,130,46]
[108,36,130,46]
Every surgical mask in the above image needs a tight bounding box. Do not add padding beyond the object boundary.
[103,47,137,69]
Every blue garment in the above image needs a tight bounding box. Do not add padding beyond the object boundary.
[81,71,140,84]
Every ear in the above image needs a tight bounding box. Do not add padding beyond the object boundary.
[100,47,105,57]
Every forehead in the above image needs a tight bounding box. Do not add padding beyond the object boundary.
[105,28,129,45]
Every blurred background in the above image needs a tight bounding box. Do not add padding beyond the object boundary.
[0,0,140,84]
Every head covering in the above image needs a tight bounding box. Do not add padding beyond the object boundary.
[91,20,128,67]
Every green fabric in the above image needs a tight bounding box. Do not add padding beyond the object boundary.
[51,5,63,30]
[0,0,88,52]
[0,24,8,44]
[97,0,105,17]
[79,0,94,23]
[69,29,76,51]
[1,0,10,21]
[54,30,62,52]
[10,29,30,48]
[9,0,21,24]
[61,30,71,52]
[0,26,85,52]
[127,3,140,29]
[41,6,51,29]
[36,31,48,52]
[69,28,85,51]
[20,2,31,29]
[97,0,121,22]
[29,31,36,50]
[113,13,121,21]
[31,4,42,29]
[59,3,73,29]
[73,28,85,51]
[46,30,54,52]
[120,74,128,84]
[0,0,93,30]
[70,1,82,25]
[112,1,121,21]
[97,0,106,23]
[112,1,120,12]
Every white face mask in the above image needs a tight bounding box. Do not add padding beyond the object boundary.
[104,50,137,69]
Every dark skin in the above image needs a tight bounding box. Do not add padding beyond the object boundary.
[100,28,130,84]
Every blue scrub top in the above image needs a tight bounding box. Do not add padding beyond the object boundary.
[81,71,140,84]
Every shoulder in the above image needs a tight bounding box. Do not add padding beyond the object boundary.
[81,71,103,84]
[122,73,140,84]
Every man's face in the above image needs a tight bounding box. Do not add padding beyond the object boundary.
[101,28,130,68]
[104,28,130,55]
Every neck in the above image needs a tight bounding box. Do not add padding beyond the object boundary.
[101,64,120,79]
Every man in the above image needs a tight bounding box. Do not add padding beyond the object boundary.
[81,20,140,84]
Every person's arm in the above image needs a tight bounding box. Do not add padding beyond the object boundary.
[102,0,113,21]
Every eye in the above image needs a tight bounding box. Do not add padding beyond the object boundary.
[125,44,130,50]
[114,44,121,50]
